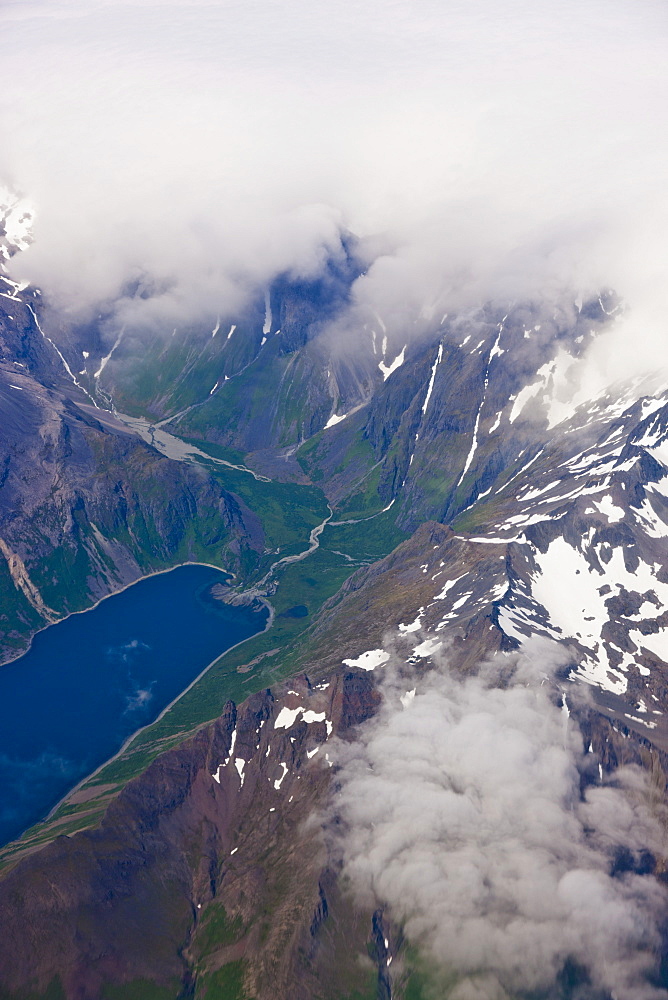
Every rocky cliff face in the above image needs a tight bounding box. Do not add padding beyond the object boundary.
[0,625,664,1000]
[0,670,381,1000]
[4,237,668,998]
[298,381,668,752]
[295,297,613,526]
[0,293,267,662]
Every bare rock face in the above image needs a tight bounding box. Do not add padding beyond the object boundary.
[0,670,380,1000]
[0,297,266,663]
[6,258,668,1000]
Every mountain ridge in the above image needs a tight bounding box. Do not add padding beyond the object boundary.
[3,250,668,996]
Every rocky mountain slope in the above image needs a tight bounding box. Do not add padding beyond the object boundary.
[0,571,665,999]
[0,670,383,1000]
[3,210,668,996]
[0,291,273,662]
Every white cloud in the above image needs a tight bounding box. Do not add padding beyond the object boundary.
[1,0,667,374]
[331,638,668,998]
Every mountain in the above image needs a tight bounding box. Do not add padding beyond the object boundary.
[0,290,275,662]
[0,670,383,1000]
[1,221,668,997]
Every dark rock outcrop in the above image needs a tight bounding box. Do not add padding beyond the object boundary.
[0,670,379,1000]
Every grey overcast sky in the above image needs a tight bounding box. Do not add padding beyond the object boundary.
[1,0,667,389]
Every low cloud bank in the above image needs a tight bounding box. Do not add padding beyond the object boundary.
[1,0,667,390]
[331,639,668,998]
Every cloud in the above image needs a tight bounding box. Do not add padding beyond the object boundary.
[124,683,154,714]
[1,0,667,384]
[105,638,150,664]
[329,637,668,998]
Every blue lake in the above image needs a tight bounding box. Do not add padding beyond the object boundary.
[0,563,267,846]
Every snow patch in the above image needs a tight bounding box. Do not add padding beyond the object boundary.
[303,710,327,724]
[263,291,272,334]
[422,343,443,415]
[379,345,406,381]
[325,411,349,429]
[274,706,303,729]
[274,706,328,729]
[342,648,390,671]
[591,495,624,522]
[412,638,443,659]
[398,613,423,633]
[94,330,124,380]
[274,762,289,790]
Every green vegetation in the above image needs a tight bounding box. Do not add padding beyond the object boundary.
[329,989,376,1000]
[176,338,324,452]
[321,507,408,563]
[4,466,402,864]
[0,557,44,660]
[72,545,356,789]
[32,530,104,616]
[296,419,384,514]
[2,465,406,860]
[452,495,506,534]
[451,447,544,533]
[192,905,244,961]
[101,328,256,421]
[0,978,67,1000]
[195,961,252,1000]
[0,348,415,866]
[403,957,434,1000]
[101,980,180,1000]
[211,466,329,553]
[329,464,384,520]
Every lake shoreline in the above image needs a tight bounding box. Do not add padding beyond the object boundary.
[0,559,238,670]
[0,562,274,849]
[39,585,274,828]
